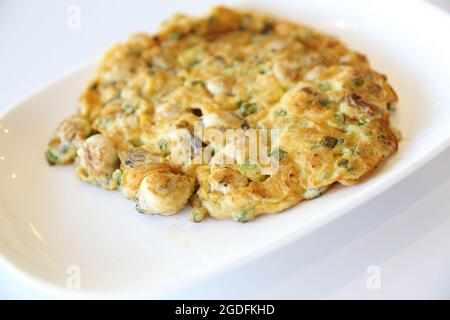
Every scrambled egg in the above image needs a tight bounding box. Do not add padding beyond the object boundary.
[46,6,399,222]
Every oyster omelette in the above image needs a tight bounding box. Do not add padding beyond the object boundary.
[46,6,399,223]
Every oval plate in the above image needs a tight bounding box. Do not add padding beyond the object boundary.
[1,0,450,298]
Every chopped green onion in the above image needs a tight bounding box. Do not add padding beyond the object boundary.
[208,16,216,27]
[319,81,331,90]
[126,139,138,147]
[277,110,287,116]
[257,65,266,74]
[113,169,122,185]
[357,118,368,126]
[170,32,182,40]
[191,208,207,223]
[318,98,329,108]
[45,150,58,165]
[123,104,136,114]
[128,49,141,57]
[321,172,331,180]
[235,210,252,223]
[239,102,258,117]
[97,117,114,128]
[304,187,326,199]
[187,60,200,68]
[278,149,288,160]
[334,113,346,124]
[158,138,168,153]
[386,102,396,112]
[338,159,350,169]
[368,85,380,94]
[352,77,365,87]
[190,80,205,88]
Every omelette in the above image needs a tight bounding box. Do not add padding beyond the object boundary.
[46,6,399,222]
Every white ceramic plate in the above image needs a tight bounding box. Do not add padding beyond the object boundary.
[1,0,450,298]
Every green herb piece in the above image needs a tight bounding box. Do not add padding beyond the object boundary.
[45,150,58,165]
[304,187,326,199]
[338,159,350,169]
[319,81,331,90]
[334,113,346,124]
[158,138,168,153]
[321,172,331,180]
[128,49,141,57]
[386,102,396,112]
[208,16,216,27]
[352,77,365,87]
[126,139,138,147]
[240,159,259,172]
[350,146,358,155]
[240,102,258,117]
[278,149,288,160]
[257,65,266,74]
[190,80,205,88]
[318,98,330,108]
[187,60,200,68]
[270,148,288,161]
[123,104,136,114]
[235,210,252,223]
[147,67,155,76]
[97,117,114,128]
[113,169,122,185]
[357,118,368,126]
[277,110,287,116]
[368,85,380,94]
[294,32,315,44]
[191,208,207,223]
[170,32,182,40]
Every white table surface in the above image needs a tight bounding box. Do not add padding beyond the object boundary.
[1,0,450,299]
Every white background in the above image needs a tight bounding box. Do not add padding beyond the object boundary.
[1,0,450,299]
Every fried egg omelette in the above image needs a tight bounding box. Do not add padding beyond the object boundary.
[46,6,399,223]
